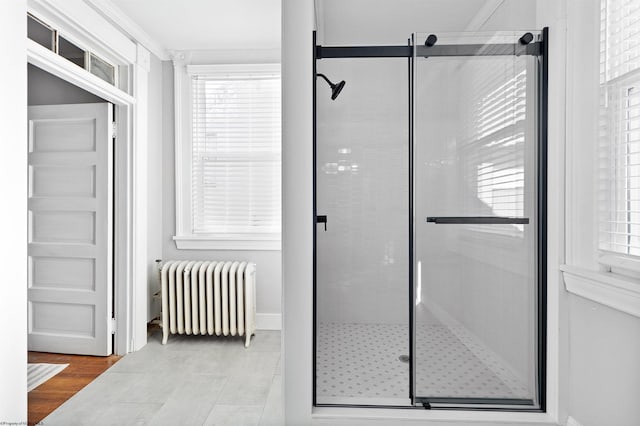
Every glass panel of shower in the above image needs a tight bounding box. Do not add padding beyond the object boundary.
[314,29,546,411]
[315,56,411,406]
[413,31,543,408]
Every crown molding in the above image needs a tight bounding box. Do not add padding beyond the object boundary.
[84,0,170,61]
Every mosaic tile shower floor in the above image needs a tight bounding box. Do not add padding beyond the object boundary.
[316,321,529,403]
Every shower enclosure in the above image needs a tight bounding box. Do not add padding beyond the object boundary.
[314,30,547,411]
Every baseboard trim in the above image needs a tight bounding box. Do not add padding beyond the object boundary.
[566,416,583,426]
[256,313,282,330]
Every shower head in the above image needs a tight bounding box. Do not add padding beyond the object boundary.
[330,80,346,100]
[316,73,346,100]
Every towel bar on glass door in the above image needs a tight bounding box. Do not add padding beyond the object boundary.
[425,216,530,224]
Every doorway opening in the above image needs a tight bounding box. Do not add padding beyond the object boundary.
[28,64,115,357]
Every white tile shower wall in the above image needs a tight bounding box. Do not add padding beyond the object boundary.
[316,58,409,325]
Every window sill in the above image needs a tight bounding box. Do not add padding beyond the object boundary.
[560,264,640,318]
[173,235,281,251]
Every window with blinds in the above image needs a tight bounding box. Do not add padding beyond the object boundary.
[460,58,528,236]
[598,0,640,256]
[189,66,281,236]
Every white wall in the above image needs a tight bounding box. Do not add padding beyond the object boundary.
[568,297,640,426]
[563,0,640,425]
[282,0,314,422]
[161,61,282,325]
[147,53,164,321]
[0,0,27,422]
[317,0,488,45]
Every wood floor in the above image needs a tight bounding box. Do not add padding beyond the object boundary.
[28,352,121,426]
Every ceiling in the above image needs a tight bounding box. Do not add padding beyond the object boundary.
[106,0,281,52]
[98,0,531,58]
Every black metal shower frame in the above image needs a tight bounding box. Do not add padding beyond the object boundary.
[312,28,548,412]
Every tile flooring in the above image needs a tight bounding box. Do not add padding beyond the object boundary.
[316,322,409,404]
[316,321,529,404]
[42,330,283,426]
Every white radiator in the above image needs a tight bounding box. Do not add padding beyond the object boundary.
[159,260,256,347]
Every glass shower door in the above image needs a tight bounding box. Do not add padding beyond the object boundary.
[315,58,410,406]
[413,31,542,408]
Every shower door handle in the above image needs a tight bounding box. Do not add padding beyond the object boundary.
[426,216,530,224]
[317,215,328,231]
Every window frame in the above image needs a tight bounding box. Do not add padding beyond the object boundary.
[597,0,640,273]
[173,62,281,251]
[562,0,640,320]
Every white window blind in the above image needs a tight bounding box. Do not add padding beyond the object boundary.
[460,58,528,235]
[599,0,640,256]
[190,67,281,236]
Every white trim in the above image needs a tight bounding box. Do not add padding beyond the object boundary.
[136,43,151,73]
[561,265,640,318]
[186,63,280,75]
[542,17,568,424]
[598,252,640,274]
[176,48,281,65]
[565,416,583,426]
[312,407,557,425]
[256,313,282,330]
[27,39,135,105]
[173,54,190,237]
[173,236,281,251]
[84,0,170,61]
[113,103,134,356]
[131,43,150,351]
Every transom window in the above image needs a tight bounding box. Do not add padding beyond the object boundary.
[27,13,117,86]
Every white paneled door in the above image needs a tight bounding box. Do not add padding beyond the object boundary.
[27,103,113,356]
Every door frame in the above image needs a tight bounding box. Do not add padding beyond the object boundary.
[26,13,148,354]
